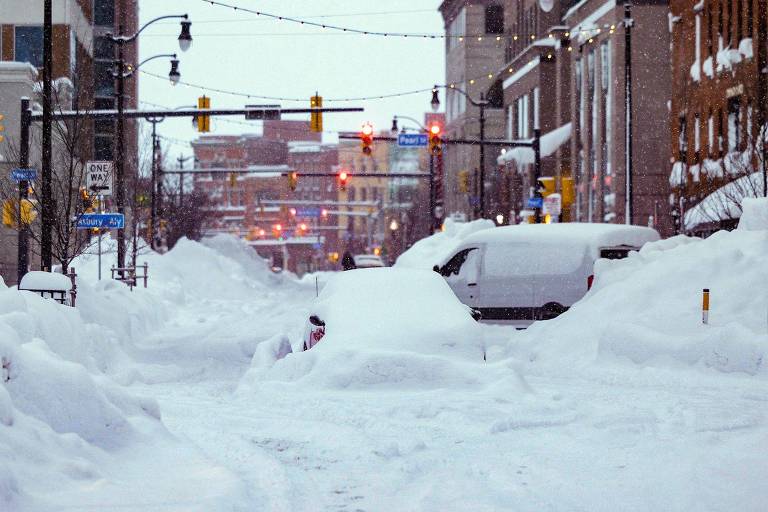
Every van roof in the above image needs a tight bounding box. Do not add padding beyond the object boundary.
[461,223,660,248]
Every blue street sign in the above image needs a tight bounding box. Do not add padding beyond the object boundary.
[527,197,544,208]
[76,213,125,229]
[397,133,428,147]
[296,207,321,218]
[11,168,37,181]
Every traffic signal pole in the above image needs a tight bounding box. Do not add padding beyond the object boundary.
[17,97,31,285]
[429,154,435,233]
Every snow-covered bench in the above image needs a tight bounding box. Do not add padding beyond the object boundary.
[18,269,78,307]
[111,263,148,290]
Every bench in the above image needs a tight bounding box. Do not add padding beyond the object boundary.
[18,268,78,307]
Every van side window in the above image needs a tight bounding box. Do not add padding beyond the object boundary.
[441,248,477,277]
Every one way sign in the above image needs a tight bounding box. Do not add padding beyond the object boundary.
[86,161,113,196]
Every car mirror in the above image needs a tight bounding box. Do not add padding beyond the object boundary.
[309,315,325,327]
[432,265,440,273]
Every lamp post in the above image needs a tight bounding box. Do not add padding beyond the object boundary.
[108,14,191,270]
[623,1,634,224]
[431,85,489,219]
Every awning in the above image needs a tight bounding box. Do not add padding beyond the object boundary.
[497,122,572,167]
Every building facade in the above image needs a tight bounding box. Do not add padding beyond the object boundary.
[669,0,767,235]
[439,0,507,220]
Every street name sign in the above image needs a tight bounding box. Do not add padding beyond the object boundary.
[76,213,124,229]
[11,168,37,181]
[527,197,544,208]
[296,207,321,218]
[86,161,114,196]
[397,133,428,147]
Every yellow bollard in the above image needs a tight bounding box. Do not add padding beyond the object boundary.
[702,288,710,324]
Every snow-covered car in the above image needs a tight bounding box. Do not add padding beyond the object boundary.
[300,267,483,360]
[353,254,385,268]
[433,223,660,327]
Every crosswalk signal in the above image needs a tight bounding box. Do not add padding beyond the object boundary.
[0,113,5,142]
[288,171,298,191]
[310,94,323,132]
[338,170,349,191]
[360,123,373,155]
[428,124,442,155]
[197,95,210,132]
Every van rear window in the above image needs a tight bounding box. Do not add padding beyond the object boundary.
[483,243,587,277]
[599,248,636,260]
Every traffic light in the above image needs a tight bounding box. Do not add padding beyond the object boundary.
[458,169,470,193]
[288,171,298,191]
[229,172,236,188]
[310,94,323,132]
[537,177,556,196]
[197,95,210,132]
[0,113,4,142]
[272,223,283,239]
[80,187,94,212]
[360,123,373,155]
[297,223,308,236]
[428,123,442,155]
[338,170,349,191]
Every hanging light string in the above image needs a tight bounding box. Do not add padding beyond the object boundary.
[200,0,624,42]
[140,24,625,109]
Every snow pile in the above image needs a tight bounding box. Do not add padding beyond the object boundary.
[509,216,768,375]
[243,268,491,390]
[394,218,495,269]
[739,197,768,230]
[0,276,164,508]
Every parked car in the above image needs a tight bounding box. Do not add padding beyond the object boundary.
[353,254,385,268]
[433,223,660,327]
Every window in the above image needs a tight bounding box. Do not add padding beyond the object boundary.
[678,115,687,159]
[708,114,714,154]
[487,80,503,108]
[94,61,115,97]
[94,0,115,27]
[694,114,701,154]
[440,248,477,277]
[506,105,514,140]
[727,96,741,151]
[695,14,701,69]
[447,8,466,51]
[485,5,504,34]
[14,26,43,68]
[516,95,529,139]
[94,135,114,160]
[94,37,114,59]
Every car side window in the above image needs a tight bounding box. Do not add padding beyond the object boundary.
[442,248,478,279]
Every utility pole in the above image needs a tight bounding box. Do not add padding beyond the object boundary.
[478,93,487,220]
[17,98,30,284]
[428,154,435,233]
[148,117,161,249]
[624,1,634,224]
[757,0,768,197]
[533,128,542,223]
[115,26,127,272]
[41,0,53,270]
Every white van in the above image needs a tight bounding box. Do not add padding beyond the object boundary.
[433,223,660,326]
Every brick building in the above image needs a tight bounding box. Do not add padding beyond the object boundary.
[669,0,767,235]
[191,121,343,275]
[439,0,507,220]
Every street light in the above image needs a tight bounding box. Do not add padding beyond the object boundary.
[108,13,191,271]
[431,85,489,220]
[389,219,399,231]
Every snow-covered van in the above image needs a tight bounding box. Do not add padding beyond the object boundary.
[433,223,660,326]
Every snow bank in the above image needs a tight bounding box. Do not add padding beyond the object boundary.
[394,218,495,269]
[738,197,768,231]
[508,225,768,376]
[245,268,491,390]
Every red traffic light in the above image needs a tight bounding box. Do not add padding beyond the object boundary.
[299,223,308,231]
[360,123,373,155]
[361,123,373,136]
[430,124,441,135]
[338,171,349,190]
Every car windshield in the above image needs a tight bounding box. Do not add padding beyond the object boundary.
[5,1,753,509]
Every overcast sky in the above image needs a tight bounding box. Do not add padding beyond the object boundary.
[138,0,445,161]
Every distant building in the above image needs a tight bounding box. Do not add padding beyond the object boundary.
[439,0,507,220]
[669,0,767,235]
[191,121,343,275]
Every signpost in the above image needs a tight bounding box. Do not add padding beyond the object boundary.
[397,133,428,147]
[11,168,37,181]
[76,213,124,229]
[543,193,562,218]
[85,161,113,195]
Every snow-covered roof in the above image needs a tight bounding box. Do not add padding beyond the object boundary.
[497,123,572,166]
[246,164,291,178]
[460,223,660,252]
[684,172,764,230]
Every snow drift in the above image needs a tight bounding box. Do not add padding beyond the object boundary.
[509,201,768,376]
[394,218,495,270]
[243,268,492,390]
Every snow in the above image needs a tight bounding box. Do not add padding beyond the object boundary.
[689,59,700,82]
[394,217,495,269]
[669,161,685,186]
[702,55,714,77]
[737,197,768,230]
[2,224,767,510]
[497,122,572,166]
[18,271,72,292]
[739,37,754,59]
[684,172,764,229]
